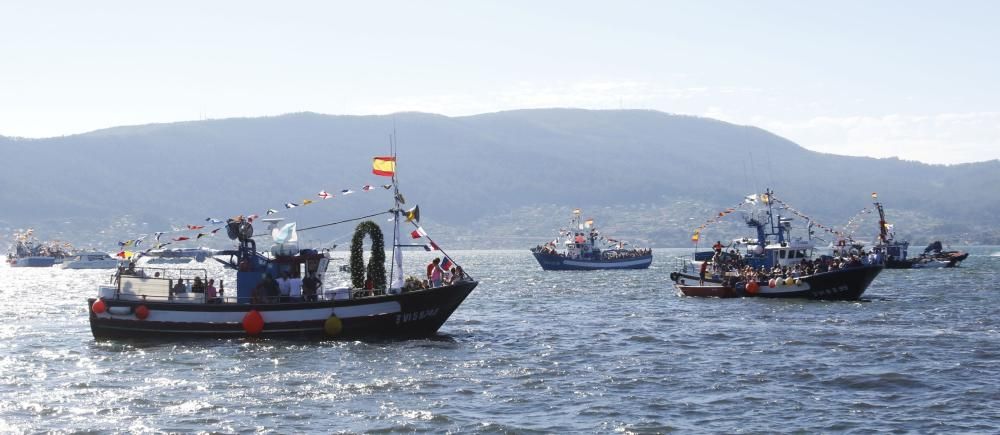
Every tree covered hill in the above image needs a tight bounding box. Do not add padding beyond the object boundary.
[2,109,998,249]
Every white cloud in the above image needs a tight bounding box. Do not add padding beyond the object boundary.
[759,112,1000,164]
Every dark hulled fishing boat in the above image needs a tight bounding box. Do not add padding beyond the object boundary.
[671,190,882,301]
[87,156,478,340]
[673,264,882,300]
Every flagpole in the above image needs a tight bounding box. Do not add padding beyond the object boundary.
[389,131,400,290]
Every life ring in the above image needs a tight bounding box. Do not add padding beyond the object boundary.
[669,272,679,282]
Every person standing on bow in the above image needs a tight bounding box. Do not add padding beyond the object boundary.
[427,258,443,288]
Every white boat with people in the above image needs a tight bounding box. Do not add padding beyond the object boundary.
[87,155,478,340]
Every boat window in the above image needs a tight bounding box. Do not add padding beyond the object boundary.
[796,250,806,258]
[779,250,786,259]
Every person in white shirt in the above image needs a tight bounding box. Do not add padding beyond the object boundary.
[289,274,303,302]
[277,272,292,301]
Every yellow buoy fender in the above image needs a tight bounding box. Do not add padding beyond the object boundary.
[324,316,343,337]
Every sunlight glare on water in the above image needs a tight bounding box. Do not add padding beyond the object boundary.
[0,249,998,432]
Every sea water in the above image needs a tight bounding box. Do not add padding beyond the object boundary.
[1,248,998,433]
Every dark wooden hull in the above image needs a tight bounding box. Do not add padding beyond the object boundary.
[676,285,739,298]
[88,281,477,340]
[886,251,969,269]
[673,265,883,301]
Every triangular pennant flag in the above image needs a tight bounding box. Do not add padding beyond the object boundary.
[441,257,454,271]
[362,184,374,192]
[405,205,419,223]
[341,189,354,195]
[211,228,220,234]
[382,184,392,190]
[266,209,278,215]
[154,232,164,241]
[173,236,189,241]
[196,233,207,239]
[187,225,204,230]
[302,199,314,205]
[285,203,298,209]
[318,190,332,199]
[410,230,422,239]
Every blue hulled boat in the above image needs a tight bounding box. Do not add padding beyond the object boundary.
[7,231,58,268]
[530,209,652,271]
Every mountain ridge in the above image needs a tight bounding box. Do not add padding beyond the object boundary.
[2,109,998,249]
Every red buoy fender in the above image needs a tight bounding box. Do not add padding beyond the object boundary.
[243,310,264,336]
[746,281,759,295]
[135,305,150,320]
[92,299,106,314]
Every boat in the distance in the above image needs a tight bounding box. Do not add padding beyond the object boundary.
[530,209,652,270]
[62,252,119,269]
[6,230,60,267]
[870,196,968,269]
[670,190,883,300]
[87,156,478,340]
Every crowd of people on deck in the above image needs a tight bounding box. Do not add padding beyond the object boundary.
[601,248,652,259]
[532,229,652,261]
[250,271,322,303]
[699,239,884,286]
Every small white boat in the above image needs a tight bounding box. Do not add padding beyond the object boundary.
[63,252,119,269]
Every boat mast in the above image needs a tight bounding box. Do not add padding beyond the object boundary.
[388,130,401,289]
[873,193,888,245]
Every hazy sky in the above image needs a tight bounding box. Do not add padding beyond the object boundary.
[2,1,997,164]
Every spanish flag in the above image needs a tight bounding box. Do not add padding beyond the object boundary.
[373,156,396,177]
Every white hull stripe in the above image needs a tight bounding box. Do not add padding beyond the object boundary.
[562,258,652,268]
[97,301,402,323]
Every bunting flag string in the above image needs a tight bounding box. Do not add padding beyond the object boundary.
[768,195,845,238]
[688,194,854,244]
[690,199,753,243]
[840,207,873,239]
[405,219,463,274]
[115,177,393,257]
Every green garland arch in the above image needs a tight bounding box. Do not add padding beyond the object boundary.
[349,220,387,289]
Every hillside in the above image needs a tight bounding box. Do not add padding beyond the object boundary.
[2,109,998,249]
